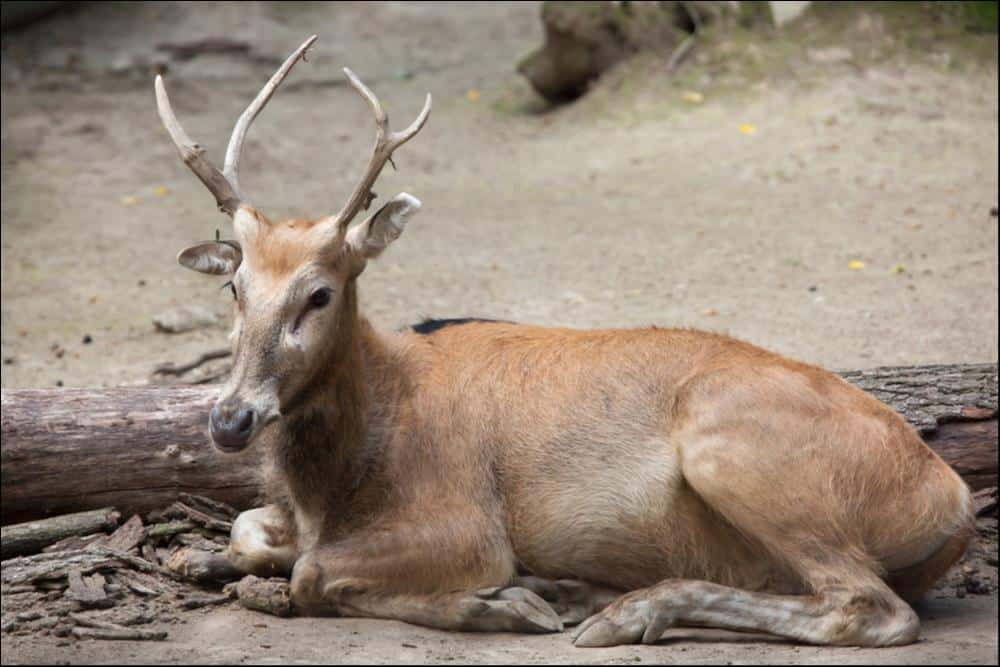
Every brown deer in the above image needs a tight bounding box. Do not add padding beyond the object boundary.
[156,36,974,647]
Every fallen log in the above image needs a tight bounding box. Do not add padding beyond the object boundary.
[2,363,997,524]
[1,507,120,559]
[1,386,260,524]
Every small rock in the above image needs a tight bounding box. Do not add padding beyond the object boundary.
[82,334,93,344]
[153,306,219,334]
[807,47,854,64]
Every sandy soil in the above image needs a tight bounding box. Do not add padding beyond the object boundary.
[1,1,997,664]
[3,596,997,665]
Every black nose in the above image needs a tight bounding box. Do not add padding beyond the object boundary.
[210,401,256,452]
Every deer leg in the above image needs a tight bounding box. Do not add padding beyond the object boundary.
[227,504,298,577]
[512,575,622,626]
[287,514,564,634]
[571,576,919,647]
[290,553,563,633]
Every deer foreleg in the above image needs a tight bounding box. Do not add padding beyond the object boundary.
[286,517,564,633]
[227,504,298,577]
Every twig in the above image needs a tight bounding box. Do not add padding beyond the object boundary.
[71,626,167,641]
[144,520,197,541]
[666,35,697,73]
[667,1,701,73]
[167,501,232,534]
[179,593,234,610]
[179,494,239,521]
[153,348,231,377]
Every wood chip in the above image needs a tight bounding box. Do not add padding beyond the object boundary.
[65,570,110,609]
[106,515,146,552]
[165,547,242,584]
[116,570,166,597]
[140,542,160,567]
[973,487,998,518]
[42,533,107,554]
[2,551,123,586]
[233,575,293,617]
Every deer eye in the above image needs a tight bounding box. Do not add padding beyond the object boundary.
[309,287,332,309]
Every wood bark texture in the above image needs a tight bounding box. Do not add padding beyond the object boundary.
[1,507,120,559]
[1,387,260,525]
[2,363,996,524]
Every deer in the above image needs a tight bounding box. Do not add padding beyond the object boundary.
[155,35,974,648]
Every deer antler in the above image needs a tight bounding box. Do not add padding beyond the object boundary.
[329,69,432,232]
[154,35,318,216]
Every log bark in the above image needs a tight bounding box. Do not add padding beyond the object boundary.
[1,387,261,525]
[1,508,120,559]
[2,363,997,524]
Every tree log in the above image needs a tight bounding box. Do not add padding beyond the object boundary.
[1,387,260,525]
[1,508,120,559]
[2,363,996,524]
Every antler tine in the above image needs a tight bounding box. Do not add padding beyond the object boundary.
[155,75,242,216]
[223,35,318,202]
[331,68,432,230]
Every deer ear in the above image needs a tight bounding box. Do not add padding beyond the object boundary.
[177,241,242,275]
[346,193,421,260]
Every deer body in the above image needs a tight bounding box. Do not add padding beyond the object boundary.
[157,37,973,648]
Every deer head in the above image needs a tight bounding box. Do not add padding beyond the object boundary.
[157,36,431,452]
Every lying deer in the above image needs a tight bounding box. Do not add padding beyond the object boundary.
[156,36,974,647]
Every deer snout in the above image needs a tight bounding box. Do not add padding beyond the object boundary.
[210,400,257,452]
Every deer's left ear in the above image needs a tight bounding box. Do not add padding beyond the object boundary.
[345,193,421,260]
[177,241,242,275]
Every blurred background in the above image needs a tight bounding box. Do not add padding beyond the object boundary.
[1,1,997,389]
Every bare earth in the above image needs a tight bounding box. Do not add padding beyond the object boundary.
[1,2,997,664]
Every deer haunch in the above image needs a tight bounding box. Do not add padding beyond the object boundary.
[155,36,975,647]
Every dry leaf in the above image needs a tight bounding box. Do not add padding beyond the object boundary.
[739,123,757,135]
[848,260,866,271]
[682,91,704,104]
[154,186,169,197]
[891,263,906,274]
[466,89,480,102]
[120,195,139,206]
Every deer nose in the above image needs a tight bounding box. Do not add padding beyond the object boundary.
[210,401,256,452]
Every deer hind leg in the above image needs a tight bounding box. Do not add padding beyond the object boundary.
[512,576,623,626]
[227,504,298,577]
[572,576,919,647]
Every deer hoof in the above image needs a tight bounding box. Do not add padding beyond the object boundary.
[463,586,564,633]
[512,576,603,626]
[572,592,671,647]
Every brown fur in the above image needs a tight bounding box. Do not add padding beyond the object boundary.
[215,212,972,645]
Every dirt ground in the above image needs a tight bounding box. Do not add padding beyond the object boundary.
[1,1,997,664]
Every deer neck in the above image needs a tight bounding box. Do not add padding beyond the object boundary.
[265,281,391,536]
